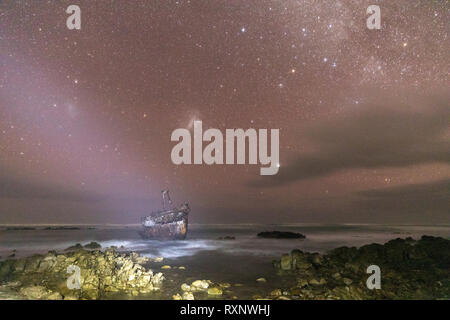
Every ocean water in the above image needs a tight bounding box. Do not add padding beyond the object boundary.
[1,224,449,298]
[1,224,449,259]
[0,224,450,259]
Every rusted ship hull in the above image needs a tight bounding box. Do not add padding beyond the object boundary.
[140,200,190,240]
[140,217,188,240]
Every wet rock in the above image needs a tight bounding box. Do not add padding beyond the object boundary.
[273,236,450,300]
[343,278,353,286]
[182,292,195,300]
[332,273,341,280]
[172,293,182,300]
[311,253,324,266]
[207,287,223,295]
[290,250,312,271]
[65,243,84,251]
[257,231,306,239]
[181,283,191,291]
[191,280,210,291]
[84,242,101,249]
[270,289,282,297]
[280,254,292,270]
[256,277,266,282]
[1,249,165,300]
[20,286,62,300]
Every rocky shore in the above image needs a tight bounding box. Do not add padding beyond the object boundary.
[0,245,163,300]
[271,236,450,300]
[0,235,448,300]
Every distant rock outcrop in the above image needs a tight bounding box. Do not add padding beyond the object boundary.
[257,231,306,239]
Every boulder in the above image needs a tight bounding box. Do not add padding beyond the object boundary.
[191,280,210,291]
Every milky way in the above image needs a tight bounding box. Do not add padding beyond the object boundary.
[0,1,448,224]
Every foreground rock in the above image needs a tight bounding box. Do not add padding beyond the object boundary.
[0,248,164,300]
[257,231,306,239]
[272,236,450,300]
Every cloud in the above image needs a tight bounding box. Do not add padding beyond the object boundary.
[252,93,450,187]
[356,179,450,219]
[0,173,105,203]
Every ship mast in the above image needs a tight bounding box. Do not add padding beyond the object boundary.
[161,189,172,210]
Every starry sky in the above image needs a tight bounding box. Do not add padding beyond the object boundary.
[0,0,449,224]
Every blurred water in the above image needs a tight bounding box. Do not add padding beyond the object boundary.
[1,224,449,259]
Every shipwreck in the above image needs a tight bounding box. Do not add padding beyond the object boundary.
[140,190,190,240]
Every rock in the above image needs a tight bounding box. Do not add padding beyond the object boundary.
[290,250,312,271]
[154,257,164,262]
[4,249,165,300]
[161,265,171,270]
[172,293,182,300]
[280,254,292,270]
[84,242,101,249]
[332,273,341,280]
[44,226,80,230]
[182,292,195,300]
[47,292,63,300]
[273,236,450,300]
[297,279,308,288]
[290,287,302,295]
[65,243,84,251]
[207,287,223,295]
[24,256,42,272]
[20,286,51,300]
[343,278,353,286]
[311,253,324,266]
[191,280,209,291]
[270,289,282,297]
[181,283,191,291]
[178,266,186,270]
[14,259,26,273]
[257,231,306,239]
[256,277,266,282]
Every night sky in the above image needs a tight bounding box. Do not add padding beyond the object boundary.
[0,1,449,224]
